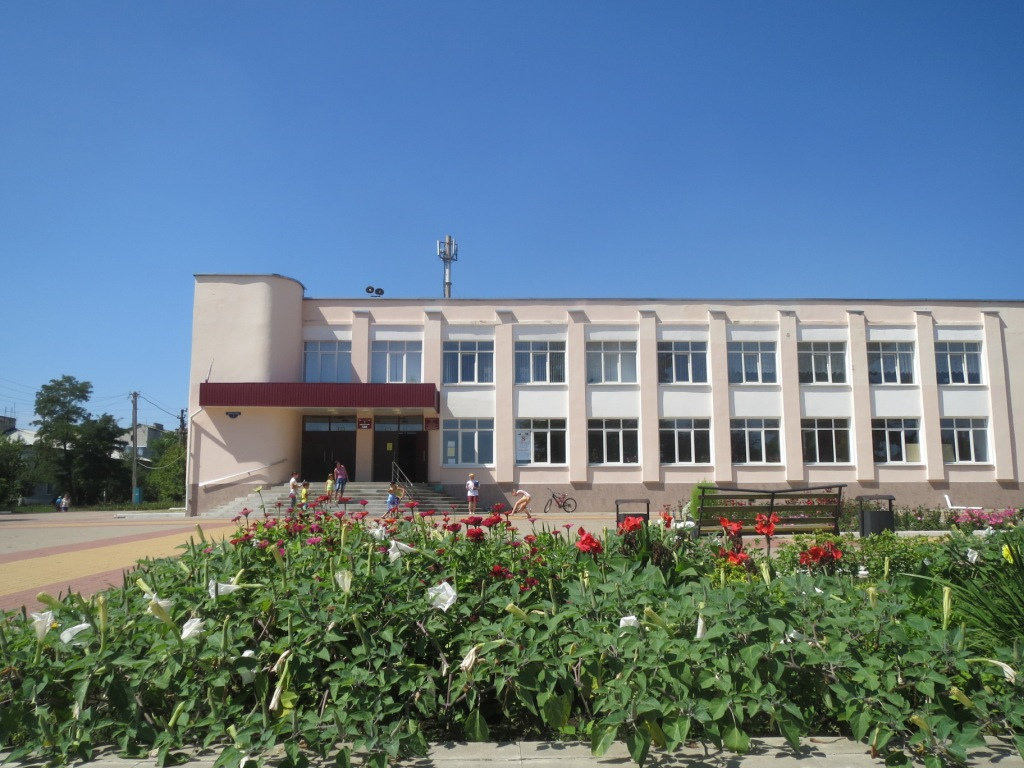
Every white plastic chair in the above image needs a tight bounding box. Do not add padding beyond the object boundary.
[944,494,983,513]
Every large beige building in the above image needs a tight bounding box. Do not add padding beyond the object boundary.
[186,274,1022,516]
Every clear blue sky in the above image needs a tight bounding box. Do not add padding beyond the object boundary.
[1,2,1022,431]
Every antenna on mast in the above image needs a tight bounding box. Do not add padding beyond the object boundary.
[437,234,458,298]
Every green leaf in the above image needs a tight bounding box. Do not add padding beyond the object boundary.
[722,725,750,754]
[849,710,873,742]
[662,716,691,750]
[626,728,651,767]
[212,746,244,768]
[542,691,571,729]
[465,709,490,742]
[590,723,618,756]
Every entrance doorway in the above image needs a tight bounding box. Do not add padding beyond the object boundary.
[372,416,428,482]
[301,416,357,484]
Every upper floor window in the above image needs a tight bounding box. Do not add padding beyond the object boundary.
[797,342,846,384]
[935,342,982,385]
[304,341,352,383]
[867,342,914,385]
[587,418,639,464]
[871,418,920,463]
[443,341,494,384]
[657,341,708,383]
[659,418,711,464]
[730,418,781,463]
[727,342,777,384]
[586,341,637,384]
[801,418,850,463]
[515,418,567,465]
[940,418,988,463]
[442,419,494,466]
[515,341,566,384]
[371,341,421,383]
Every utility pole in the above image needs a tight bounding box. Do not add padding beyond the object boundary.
[131,391,139,505]
[178,408,186,447]
[437,235,458,298]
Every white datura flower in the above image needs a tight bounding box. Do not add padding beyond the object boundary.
[619,615,639,628]
[208,580,242,599]
[181,617,206,640]
[60,623,92,645]
[694,615,707,640]
[335,569,353,593]
[388,540,416,562]
[967,548,980,564]
[427,582,457,612]
[460,644,480,673]
[370,526,388,541]
[31,611,55,643]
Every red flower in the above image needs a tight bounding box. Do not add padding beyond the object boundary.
[520,577,540,591]
[754,513,779,537]
[491,564,513,579]
[726,550,751,566]
[523,534,537,544]
[466,527,485,542]
[617,516,645,535]
[464,515,484,526]
[445,522,462,533]
[480,514,503,528]
[720,517,743,536]
[575,531,604,555]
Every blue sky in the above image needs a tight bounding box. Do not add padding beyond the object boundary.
[1,2,1022,431]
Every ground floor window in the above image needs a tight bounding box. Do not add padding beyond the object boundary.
[940,418,988,463]
[730,418,781,464]
[587,418,639,464]
[442,419,494,466]
[872,418,920,463]
[658,418,711,463]
[515,418,566,464]
[801,418,850,463]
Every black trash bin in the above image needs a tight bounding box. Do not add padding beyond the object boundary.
[856,494,895,536]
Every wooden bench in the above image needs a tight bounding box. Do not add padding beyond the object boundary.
[694,485,845,537]
[615,498,651,523]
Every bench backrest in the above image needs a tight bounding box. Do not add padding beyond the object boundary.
[695,485,845,537]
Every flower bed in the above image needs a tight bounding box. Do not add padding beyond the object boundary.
[2,503,1022,768]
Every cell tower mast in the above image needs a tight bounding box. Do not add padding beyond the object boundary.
[437,234,458,298]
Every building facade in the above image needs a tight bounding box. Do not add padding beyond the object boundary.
[186,274,1023,516]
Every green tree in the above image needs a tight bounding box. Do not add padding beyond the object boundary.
[32,375,92,495]
[75,414,129,504]
[140,431,186,503]
[0,435,29,505]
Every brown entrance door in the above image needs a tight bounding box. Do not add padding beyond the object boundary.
[372,417,427,482]
[301,417,357,483]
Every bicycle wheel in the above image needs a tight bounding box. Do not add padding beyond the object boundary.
[562,497,577,513]
[543,498,553,514]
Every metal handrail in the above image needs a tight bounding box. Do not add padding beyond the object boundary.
[391,462,416,503]
[198,458,288,488]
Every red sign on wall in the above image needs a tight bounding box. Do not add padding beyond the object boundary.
[357,417,373,430]
[424,417,439,431]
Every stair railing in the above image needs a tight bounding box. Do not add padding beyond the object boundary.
[391,462,417,504]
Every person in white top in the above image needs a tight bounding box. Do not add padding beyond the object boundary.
[511,488,531,516]
[466,473,480,513]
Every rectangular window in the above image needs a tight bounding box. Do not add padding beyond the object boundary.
[935,342,982,385]
[514,418,567,464]
[657,341,708,383]
[371,341,422,383]
[303,341,353,383]
[514,341,566,384]
[587,418,639,464]
[442,419,494,466]
[867,342,915,384]
[443,340,494,384]
[727,342,777,384]
[730,418,781,464]
[871,418,921,463]
[797,342,847,384]
[586,341,638,384]
[658,418,711,463]
[940,418,988,463]
[801,418,851,463]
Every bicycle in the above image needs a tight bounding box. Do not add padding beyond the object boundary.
[543,489,577,514]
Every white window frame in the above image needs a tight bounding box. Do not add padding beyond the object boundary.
[303,341,352,383]
[867,342,915,385]
[514,341,566,384]
[935,342,982,385]
[797,342,847,384]
[442,419,494,466]
[801,418,851,464]
[730,418,781,464]
[587,418,639,464]
[727,342,777,384]
[514,418,567,465]
[443,340,494,384]
[371,341,422,383]
[871,418,921,463]
[586,341,637,384]
[940,418,988,463]
[658,418,711,464]
[657,341,708,384]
